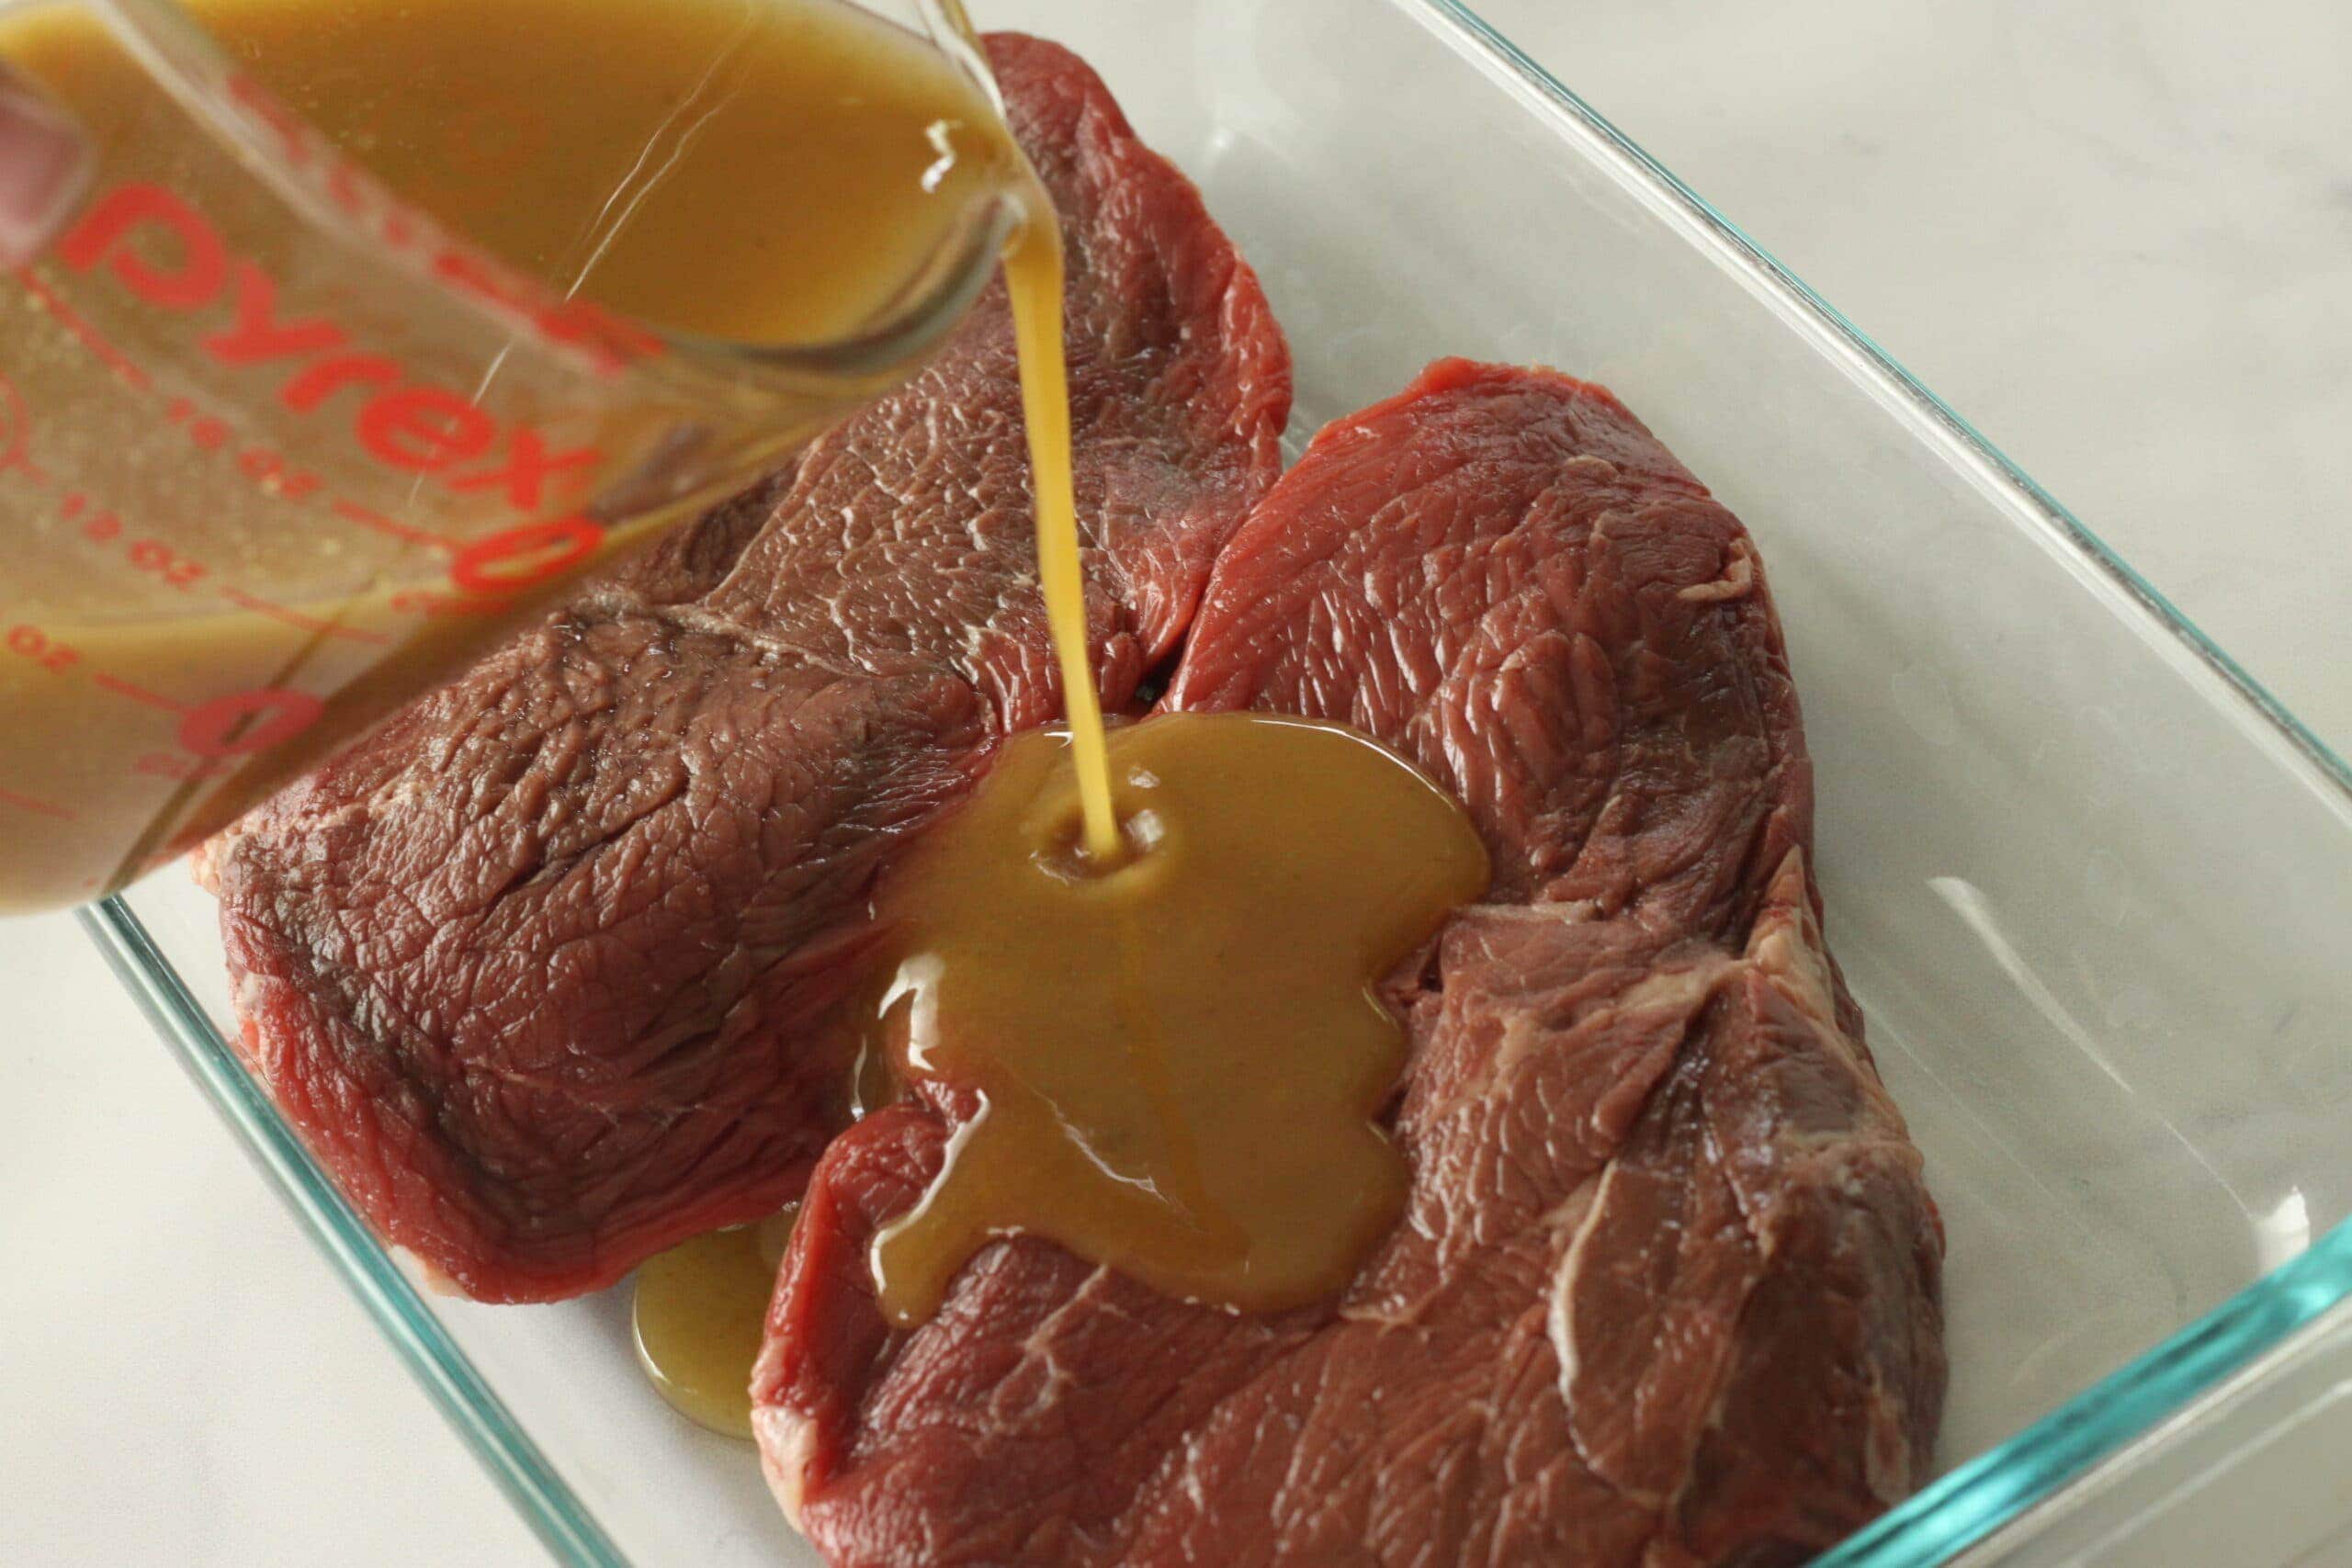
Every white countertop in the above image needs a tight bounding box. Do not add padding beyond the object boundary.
[6,1,2349,1562]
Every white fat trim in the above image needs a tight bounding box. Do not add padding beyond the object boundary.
[1547,1161,1620,1408]
[752,1404,817,1533]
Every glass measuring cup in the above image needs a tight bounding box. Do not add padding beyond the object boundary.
[0,0,1024,914]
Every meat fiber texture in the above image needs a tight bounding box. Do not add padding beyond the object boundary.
[200,33,1292,1302]
[750,360,1946,1568]
[204,31,1946,1564]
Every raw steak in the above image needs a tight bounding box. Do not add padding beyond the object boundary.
[198,33,1291,1302]
[752,361,1945,1566]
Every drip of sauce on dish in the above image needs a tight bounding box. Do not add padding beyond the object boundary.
[633,1204,800,1439]
[866,713,1490,1326]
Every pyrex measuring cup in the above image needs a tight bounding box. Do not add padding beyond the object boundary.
[0,0,1023,914]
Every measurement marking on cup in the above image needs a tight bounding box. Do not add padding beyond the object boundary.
[331,496,458,552]
[17,268,153,391]
[70,502,211,590]
[13,625,190,716]
[164,395,235,451]
[163,398,327,501]
[6,624,80,673]
[0,786,76,821]
[217,586,391,644]
[0,367,43,480]
[91,673,187,713]
[177,687,327,759]
[50,496,382,642]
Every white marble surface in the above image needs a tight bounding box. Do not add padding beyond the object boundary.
[5,1,2349,1562]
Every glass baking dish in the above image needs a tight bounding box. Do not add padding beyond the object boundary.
[76,0,2352,1562]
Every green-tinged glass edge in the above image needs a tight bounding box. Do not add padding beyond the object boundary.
[1821,1233,2352,1565]
[76,897,631,1568]
[1407,0,2352,1562]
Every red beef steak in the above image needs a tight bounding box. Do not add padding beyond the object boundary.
[751,361,1945,1567]
[199,33,1291,1302]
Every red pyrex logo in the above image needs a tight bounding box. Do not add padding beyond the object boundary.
[56,180,606,593]
[62,181,598,501]
[49,134,666,597]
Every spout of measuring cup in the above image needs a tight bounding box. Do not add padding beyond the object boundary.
[699,5,1030,389]
[0,65,92,266]
[716,166,1028,391]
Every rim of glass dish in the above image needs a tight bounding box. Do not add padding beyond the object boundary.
[76,897,630,1568]
[1406,0,2352,1562]
[70,5,2352,1566]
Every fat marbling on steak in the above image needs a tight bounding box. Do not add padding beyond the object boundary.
[752,361,1946,1567]
[199,33,1292,1302]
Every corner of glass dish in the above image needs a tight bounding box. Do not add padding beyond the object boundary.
[76,897,632,1568]
[1412,0,2352,1561]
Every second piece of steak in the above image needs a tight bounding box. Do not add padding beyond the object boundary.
[198,33,1291,1303]
[752,361,1945,1567]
